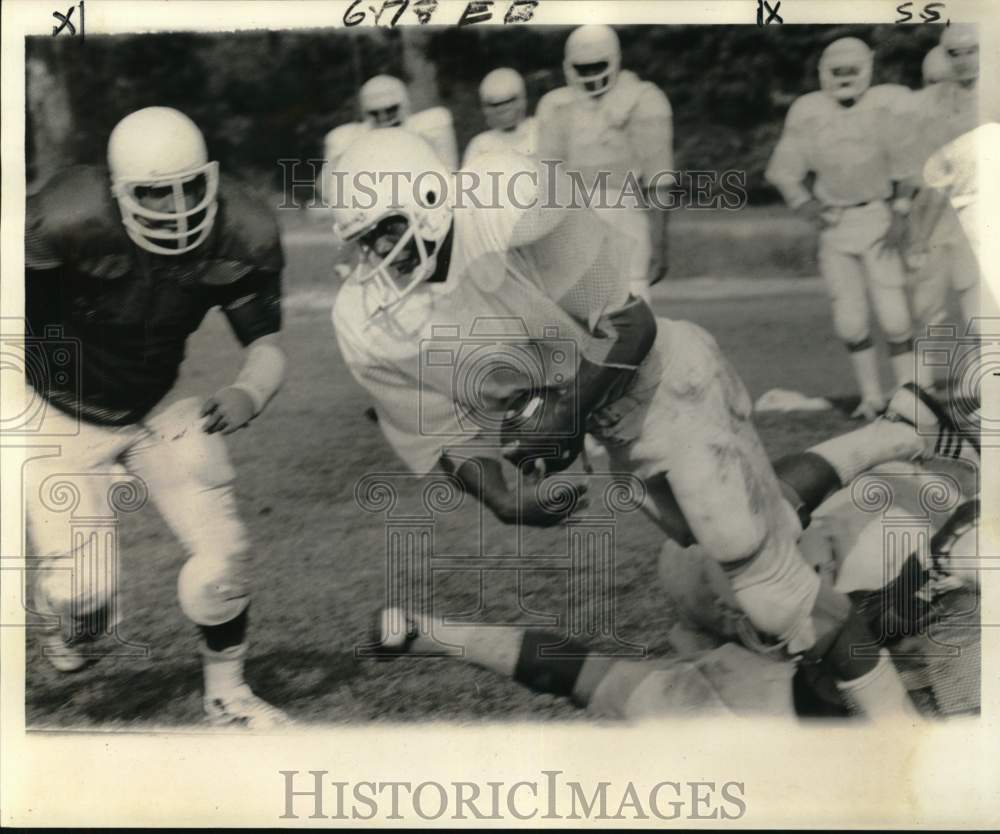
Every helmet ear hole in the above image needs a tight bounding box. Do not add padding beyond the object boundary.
[426,191,438,206]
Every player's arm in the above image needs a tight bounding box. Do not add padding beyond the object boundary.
[630,86,676,198]
[439,453,587,528]
[503,295,657,474]
[765,100,824,224]
[203,269,286,434]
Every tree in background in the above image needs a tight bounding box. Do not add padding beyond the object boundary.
[26,24,941,201]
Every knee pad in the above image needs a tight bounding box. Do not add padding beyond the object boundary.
[727,537,822,651]
[177,555,250,626]
[833,306,869,346]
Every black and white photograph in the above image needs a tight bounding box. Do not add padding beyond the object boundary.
[2,0,998,827]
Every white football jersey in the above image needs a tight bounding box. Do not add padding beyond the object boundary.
[323,106,459,171]
[333,153,633,473]
[463,117,539,164]
[902,81,980,184]
[766,85,914,208]
[536,70,673,200]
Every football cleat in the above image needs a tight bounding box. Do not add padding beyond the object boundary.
[369,607,419,660]
[36,587,113,673]
[203,685,290,729]
[884,383,979,463]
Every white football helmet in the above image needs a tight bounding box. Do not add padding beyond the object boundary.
[922,45,953,86]
[818,37,873,102]
[331,129,454,315]
[359,75,412,127]
[564,25,621,97]
[107,107,219,256]
[479,68,527,132]
[940,25,978,83]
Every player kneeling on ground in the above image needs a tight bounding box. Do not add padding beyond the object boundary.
[24,107,288,729]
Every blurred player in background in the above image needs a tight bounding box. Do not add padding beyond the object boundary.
[902,30,982,359]
[463,68,538,163]
[322,74,459,176]
[766,37,917,420]
[329,130,973,720]
[536,24,674,302]
[24,107,288,728]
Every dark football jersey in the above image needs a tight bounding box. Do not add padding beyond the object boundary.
[25,165,283,426]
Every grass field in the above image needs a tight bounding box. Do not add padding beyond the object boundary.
[22,228,950,728]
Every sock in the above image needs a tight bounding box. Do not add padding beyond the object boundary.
[202,640,248,698]
[836,648,919,719]
[888,339,916,387]
[772,452,843,527]
[200,605,249,652]
[809,420,924,485]
[847,341,884,406]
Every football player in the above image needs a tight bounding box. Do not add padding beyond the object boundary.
[371,481,979,719]
[535,25,674,301]
[322,74,459,175]
[766,38,918,420]
[329,130,971,719]
[902,27,984,338]
[463,68,538,164]
[24,107,288,728]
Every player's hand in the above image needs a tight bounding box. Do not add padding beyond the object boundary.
[503,478,589,528]
[878,210,910,256]
[795,198,827,229]
[201,386,255,434]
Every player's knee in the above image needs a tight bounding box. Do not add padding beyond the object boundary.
[833,308,869,346]
[177,555,250,626]
[727,537,821,645]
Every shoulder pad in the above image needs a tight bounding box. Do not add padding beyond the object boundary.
[209,175,283,283]
[28,165,132,276]
[406,106,453,132]
[536,86,577,118]
[325,122,369,165]
[635,82,672,119]
[865,83,914,109]
[785,91,831,125]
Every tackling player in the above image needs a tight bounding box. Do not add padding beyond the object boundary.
[536,25,674,301]
[329,129,972,720]
[24,107,287,728]
[463,68,538,164]
[372,475,979,719]
[766,37,918,420]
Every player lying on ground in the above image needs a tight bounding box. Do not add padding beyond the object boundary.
[372,465,979,719]
[24,107,287,728]
[330,130,975,720]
